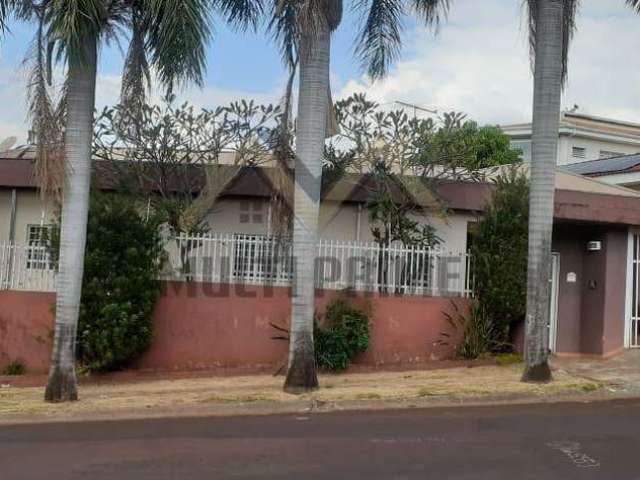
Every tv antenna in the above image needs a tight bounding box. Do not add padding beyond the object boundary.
[395,101,438,118]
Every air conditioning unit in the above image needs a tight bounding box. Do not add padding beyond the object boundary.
[587,241,602,252]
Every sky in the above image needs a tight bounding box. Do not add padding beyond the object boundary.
[0,0,639,144]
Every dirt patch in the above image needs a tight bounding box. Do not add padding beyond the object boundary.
[0,364,602,424]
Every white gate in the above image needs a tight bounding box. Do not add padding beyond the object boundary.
[627,233,640,348]
[548,253,560,353]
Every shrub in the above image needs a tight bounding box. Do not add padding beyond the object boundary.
[315,300,371,372]
[52,192,165,372]
[2,360,26,376]
[470,168,529,348]
[442,302,509,359]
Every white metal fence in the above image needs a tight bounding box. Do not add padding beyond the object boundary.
[0,235,473,297]
[0,243,56,292]
[164,233,473,297]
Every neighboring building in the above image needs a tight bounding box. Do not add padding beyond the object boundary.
[501,111,640,165]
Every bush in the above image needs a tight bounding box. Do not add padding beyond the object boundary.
[56,192,164,372]
[315,300,371,372]
[2,360,26,376]
[442,302,509,360]
[470,168,529,348]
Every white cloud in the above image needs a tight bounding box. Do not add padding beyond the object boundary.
[0,66,284,144]
[0,65,30,143]
[337,0,640,126]
[2,0,640,141]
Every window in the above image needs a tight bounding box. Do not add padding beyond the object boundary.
[572,146,587,159]
[510,141,531,162]
[600,150,624,159]
[239,200,264,224]
[26,224,54,270]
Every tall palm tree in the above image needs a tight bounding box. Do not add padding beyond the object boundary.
[37,0,213,402]
[520,0,576,382]
[270,0,450,393]
[521,0,640,381]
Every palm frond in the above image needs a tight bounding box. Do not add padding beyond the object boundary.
[627,0,640,12]
[215,0,264,31]
[354,0,404,80]
[411,0,449,27]
[120,4,150,116]
[46,0,108,62]
[25,5,66,204]
[269,0,299,69]
[144,0,212,93]
[0,0,10,32]
[526,0,579,86]
[354,0,448,80]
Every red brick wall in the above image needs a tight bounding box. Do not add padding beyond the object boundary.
[0,290,56,372]
[0,283,469,373]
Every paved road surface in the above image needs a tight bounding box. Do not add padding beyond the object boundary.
[2,400,640,479]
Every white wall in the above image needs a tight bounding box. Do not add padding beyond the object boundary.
[558,136,640,165]
[0,189,474,252]
[510,136,640,166]
[0,188,56,244]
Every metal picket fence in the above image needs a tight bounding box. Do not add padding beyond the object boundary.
[0,235,473,297]
[0,243,56,292]
[164,233,473,297]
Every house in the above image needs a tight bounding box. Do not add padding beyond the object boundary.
[0,146,479,252]
[502,111,640,165]
[3,145,640,371]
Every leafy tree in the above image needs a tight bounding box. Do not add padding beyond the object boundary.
[471,169,529,348]
[76,192,164,372]
[94,98,282,236]
[473,124,522,169]
[48,191,164,372]
[416,113,521,172]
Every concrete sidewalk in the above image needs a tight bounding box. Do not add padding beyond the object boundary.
[553,350,640,396]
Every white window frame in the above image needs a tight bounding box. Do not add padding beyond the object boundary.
[26,224,54,271]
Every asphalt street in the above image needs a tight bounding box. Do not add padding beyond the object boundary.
[1,399,640,479]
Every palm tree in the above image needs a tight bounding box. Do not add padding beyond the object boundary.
[520,0,575,382]
[270,0,450,393]
[36,0,213,402]
[521,0,640,381]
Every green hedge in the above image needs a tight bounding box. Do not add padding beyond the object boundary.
[315,300,371,372]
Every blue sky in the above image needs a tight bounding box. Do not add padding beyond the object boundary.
[1,1,640,143]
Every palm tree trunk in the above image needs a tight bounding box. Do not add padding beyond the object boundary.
[283,28,331,393]
[522,0,563,383]
[45,36,98,402]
